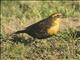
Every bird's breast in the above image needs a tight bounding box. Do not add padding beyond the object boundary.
[47,19,61,35]
[47,24,59,35]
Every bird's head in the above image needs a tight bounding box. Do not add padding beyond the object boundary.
[51,13,63,24]
[51,13,63,19]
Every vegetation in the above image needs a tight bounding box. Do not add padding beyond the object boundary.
[1,1,80,60]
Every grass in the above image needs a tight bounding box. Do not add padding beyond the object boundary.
[1,1,80,60]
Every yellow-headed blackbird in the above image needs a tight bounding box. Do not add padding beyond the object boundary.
[14,13,62,39]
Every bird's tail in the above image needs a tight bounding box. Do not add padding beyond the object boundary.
[14,30,26,34]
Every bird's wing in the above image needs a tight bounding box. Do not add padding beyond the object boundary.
[37,18,52,29]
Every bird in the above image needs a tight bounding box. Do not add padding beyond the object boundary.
[14,13,63,39]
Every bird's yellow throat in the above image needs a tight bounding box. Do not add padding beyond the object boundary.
[47,18,61,35]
